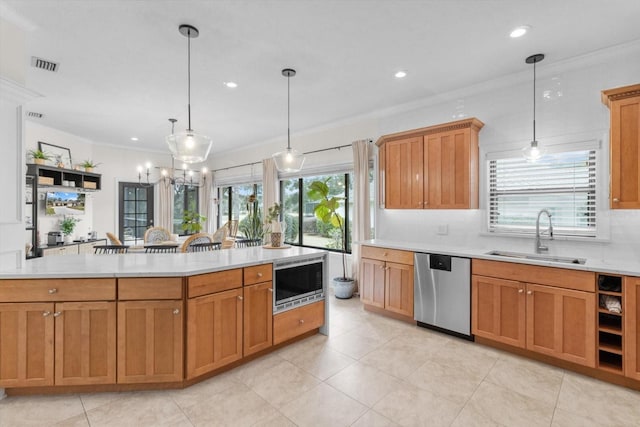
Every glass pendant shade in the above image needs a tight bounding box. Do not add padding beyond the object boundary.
[522,140,545,161]
[272,147,305,173]
[166,131,212,164]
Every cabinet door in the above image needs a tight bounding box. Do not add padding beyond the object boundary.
[186,288,242,379]
[54,301,116,385]
[0,303,54,387]
[472,276,526,348]
[384,137,424,209]
[117,300,183,383]
[526,284,596,367]
[360,257,385,308]
[625,276,640,380]
[385,262,413,318]
[425,129,475,209]
[243,282,273,357]
[610,96,640,209]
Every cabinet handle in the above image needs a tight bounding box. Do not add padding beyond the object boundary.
[268,288,273,293]
[173,309,180,315]
[527,290,532,295]
[379,265,385,270]
[238,296,244,301]
[299,319,305,324]
[383,252,388,257]
[613,198,619,202]
[48,288,57,294]
[518,289,524,294]
[53,311,62,317]
[42,311,52,317]
[257,272,263,278]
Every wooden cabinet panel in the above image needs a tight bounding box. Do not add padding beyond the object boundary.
[243,282,273,356]
[384,136,424,209]
[360,246,414,265]
[273,300,324,345]
[472,276,526,348]
[360,257,385,309]
[118,277,183,300]
[625,276,640,380]
[54,301,116,385]
[78,239,107,254]
[186,288,243,379]
[385,262,413,318]
[0,303,54,387]
[603,85,640,209]
[244,264,273,286]
[42,245,77,256]
[526,284,596,367]
[0,278,116,302]
[187,269,243,298]
[117,300,183,383]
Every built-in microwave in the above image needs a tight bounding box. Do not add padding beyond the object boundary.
[273,256,324,313]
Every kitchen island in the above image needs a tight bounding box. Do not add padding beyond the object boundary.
[0,247,328,397]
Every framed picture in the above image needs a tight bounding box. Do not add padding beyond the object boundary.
[38,141,72,169]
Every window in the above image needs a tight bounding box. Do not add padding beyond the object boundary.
[218,183,262,233]
[488,149,596,237]
[118,182,154,244]
[173,185,199,235]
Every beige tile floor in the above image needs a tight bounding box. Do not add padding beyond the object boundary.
[2,295,640,426]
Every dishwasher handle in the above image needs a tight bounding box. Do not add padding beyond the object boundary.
[429,254,452,272]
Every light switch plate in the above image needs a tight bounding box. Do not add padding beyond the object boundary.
[437,224,448,235]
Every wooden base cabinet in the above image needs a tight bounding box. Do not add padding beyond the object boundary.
[625,276,640,380]
[472,260,596,368]
[117,300,183,384]
[0,303,54,387]
[243,282,273,357]
[360,246,414,319]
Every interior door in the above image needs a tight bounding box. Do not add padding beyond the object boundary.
[118,182,154,245]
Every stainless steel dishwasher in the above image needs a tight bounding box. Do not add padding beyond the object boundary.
[414,253,472,339]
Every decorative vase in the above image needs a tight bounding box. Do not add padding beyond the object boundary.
[333,277,355,299]
[85,167,93,173]
[63,234,73,244]
[270,232,282,247]
[34,158,45,165]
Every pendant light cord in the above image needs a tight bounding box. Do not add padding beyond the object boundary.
[532,59,536,142]
[287,73,291,150]
[187,27,192,132]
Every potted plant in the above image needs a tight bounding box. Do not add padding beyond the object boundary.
[28,149,51,165]
[265,202,284,246]
[60,216,80,244]
[238,194,265,243]
[181,210,206,234]
[307,179,355,298]
[82,160,100,172]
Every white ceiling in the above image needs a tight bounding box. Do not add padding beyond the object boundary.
[4,0,640,157]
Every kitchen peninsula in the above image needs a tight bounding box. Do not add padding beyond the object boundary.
[0,247,328,396]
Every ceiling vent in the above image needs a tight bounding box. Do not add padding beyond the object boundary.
[26,111,44,119]
[30,56,59,72]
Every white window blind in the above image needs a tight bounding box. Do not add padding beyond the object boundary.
[489,150,596,237]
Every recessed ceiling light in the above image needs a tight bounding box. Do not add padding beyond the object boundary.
[224,81,238,88]
[510,25,530,38]
[130,137,139,141]
[394,70,407,79]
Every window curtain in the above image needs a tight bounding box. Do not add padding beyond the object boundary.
[351,139,371,294]
[199,171,214,233]
[157,181,174,232]
[262,158,279,222]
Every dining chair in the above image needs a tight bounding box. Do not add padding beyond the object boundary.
[234,238,262,248]
[94,245,129,254]
[144,245,178,253]
[106,232,123,246]
[181,232,215,253]
[144,226,172,244]
[210,224,230,243]
[189,242,222,252]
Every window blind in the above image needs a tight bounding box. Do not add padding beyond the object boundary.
[489,150,596,237]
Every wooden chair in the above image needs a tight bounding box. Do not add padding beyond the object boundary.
[106,232,123,246]
[94,245,129,254]
[210,225,230,243]
[145,245,178,253]
[144,226,172,244]
[189,242,222,252]
[234,238,262,248]
[181,232,215,253]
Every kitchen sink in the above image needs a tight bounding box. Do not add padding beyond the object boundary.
[486,250,586,265]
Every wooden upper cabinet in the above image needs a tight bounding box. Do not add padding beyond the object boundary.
[377,118,483,209]
[602,84,640,209]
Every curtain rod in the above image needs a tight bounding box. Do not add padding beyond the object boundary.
[212,140,372,173]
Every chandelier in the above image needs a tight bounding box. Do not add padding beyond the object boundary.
[161,159,207,188]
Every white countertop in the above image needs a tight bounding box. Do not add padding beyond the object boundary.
[359,239,640,277]
[0,247,327,279]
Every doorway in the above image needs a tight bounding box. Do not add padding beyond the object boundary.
[118,182,154,245]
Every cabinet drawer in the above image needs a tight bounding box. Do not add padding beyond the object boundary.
[187,269,242,298]
[273,300,324,345]
[118,277,183,300]
[361,246,414,265]
[244,264,273,286]
[472,259,595,292]
[0,278,116,302]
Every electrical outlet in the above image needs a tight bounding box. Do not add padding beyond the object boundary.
[437,224,448,235]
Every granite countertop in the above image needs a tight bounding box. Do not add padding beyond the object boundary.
[358,239,640,277]
[0,247,326,279]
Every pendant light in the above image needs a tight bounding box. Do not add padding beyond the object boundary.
[166,24,212,164]
[273,68,305,173]
[522,53,545,161]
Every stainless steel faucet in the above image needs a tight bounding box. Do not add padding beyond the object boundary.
[535,209,553,253]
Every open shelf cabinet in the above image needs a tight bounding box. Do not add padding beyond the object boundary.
[597,274,624,374]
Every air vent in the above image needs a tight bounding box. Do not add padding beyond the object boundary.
[31,56,59,72]
[26,111,44,119]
